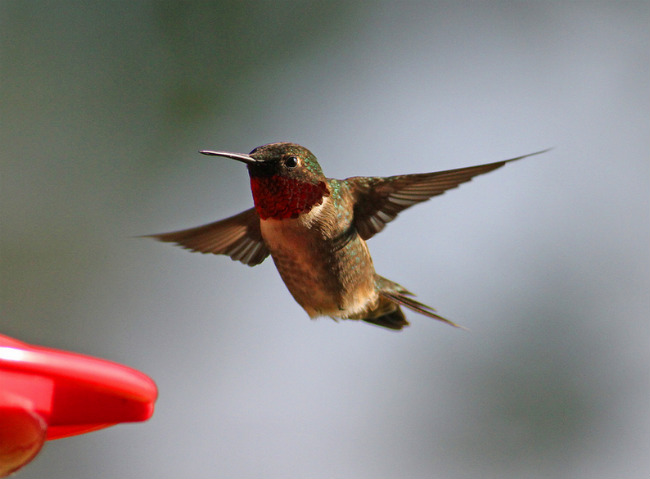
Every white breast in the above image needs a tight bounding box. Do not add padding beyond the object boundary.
[259,196,378,318]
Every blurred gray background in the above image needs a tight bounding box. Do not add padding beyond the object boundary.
[2,2,648,478]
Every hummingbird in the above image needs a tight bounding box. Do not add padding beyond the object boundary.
[149,142,547,330]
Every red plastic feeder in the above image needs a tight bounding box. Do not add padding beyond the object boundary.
[0,333,157,476]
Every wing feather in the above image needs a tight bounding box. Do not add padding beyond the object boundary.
[350,150,548,240]
[146,207,269,266]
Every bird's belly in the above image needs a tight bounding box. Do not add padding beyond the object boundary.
[260,216,377,318]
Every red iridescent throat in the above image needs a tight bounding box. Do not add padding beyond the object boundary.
[250,175,330,220]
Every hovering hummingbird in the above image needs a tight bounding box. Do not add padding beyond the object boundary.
[149,142,547,330]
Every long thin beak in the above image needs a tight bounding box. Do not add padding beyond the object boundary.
[199,150,260,164]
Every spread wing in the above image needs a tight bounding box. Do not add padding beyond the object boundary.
[350,150,548,240]
[146,207,269,266]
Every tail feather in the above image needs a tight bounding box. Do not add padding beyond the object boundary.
[375,275,465,330]
[379,290,464,329]
[362,307,409,331]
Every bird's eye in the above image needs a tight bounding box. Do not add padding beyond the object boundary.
[284,156,299,168]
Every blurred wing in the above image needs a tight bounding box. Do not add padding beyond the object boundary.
[350,150,548,240]
[147,207,269,266]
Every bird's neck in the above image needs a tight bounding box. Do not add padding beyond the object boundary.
[250,175,330,220]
